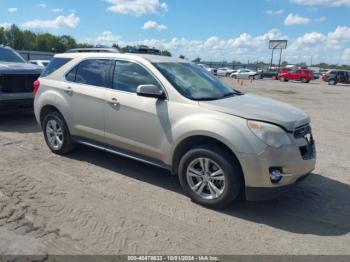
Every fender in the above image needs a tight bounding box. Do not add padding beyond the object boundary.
[161,111,267,166]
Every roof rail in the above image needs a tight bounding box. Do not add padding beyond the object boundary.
[65,48,119,53]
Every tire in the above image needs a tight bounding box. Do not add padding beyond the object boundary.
[280,77,286,82]
[328,79,337,85]
[232,75,237,79]
[301,78,307,83]
[42,111,75,155]
[248,75,255,80]
[178,144,243,209]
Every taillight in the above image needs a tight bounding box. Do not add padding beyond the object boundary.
[33,80,40,96]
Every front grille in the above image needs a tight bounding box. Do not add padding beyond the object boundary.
[0,74,40,93]
[294,124,316,160]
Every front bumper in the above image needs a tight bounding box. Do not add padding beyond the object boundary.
[238,138,316,201]
[0,93,34,112]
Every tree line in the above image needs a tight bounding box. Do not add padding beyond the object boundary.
[0,24,173,56]
[0,25,92,53]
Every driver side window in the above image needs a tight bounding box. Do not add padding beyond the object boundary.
[113,60,159,93]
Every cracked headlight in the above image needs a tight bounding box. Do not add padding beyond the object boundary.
[248,120,292,148]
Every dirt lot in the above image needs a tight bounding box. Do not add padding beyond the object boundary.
[0,79,349,255]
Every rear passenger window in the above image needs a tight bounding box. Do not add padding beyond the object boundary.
[41,58,71,77]
[113,60,159,93]
[75,59,113,88]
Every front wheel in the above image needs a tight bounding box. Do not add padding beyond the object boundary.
[328,79,337,85]
[300,78,308,83]
[178,145,243,209]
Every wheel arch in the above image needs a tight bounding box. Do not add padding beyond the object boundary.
[171,135,245,183]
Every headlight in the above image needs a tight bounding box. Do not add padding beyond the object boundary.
[248,120,291,148]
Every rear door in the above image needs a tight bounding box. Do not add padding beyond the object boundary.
[64,59,114,143]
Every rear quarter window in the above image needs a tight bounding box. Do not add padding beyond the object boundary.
[41,58,71,77]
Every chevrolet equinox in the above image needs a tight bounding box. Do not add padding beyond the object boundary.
[34,53,316,208]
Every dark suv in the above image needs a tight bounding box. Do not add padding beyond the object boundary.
[322,70,350,85]
[0,45,42,111]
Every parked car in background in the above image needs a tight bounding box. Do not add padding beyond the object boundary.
[198,64,218,75]
[261,68,278,79]
[311,71,321,80]
[217,67,235,77]
[34,52,316,208]
[29,60,51,68]
[277,68,313,83]
[0,45,42,111]
[322,70,350,85]
[230,68,260,79]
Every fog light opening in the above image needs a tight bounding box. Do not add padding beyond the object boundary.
[269,168,283,184]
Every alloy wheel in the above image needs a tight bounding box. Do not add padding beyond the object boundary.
[186,158,225,200]
[46,119,64,150]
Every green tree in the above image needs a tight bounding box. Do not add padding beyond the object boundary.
[192,57,201,63]
[161,50,172,57]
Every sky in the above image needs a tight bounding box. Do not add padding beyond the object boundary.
[1,0,350,64]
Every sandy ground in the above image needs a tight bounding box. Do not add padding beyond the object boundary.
[0,79,349,255]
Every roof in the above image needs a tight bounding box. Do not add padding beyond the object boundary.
[55,52,189,64]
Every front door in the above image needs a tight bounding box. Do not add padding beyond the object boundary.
[104,60,169,161]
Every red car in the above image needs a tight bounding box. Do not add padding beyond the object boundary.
[277,68,313,83]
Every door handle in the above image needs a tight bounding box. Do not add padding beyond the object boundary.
[64,86,74,96]
[108,97,120,109]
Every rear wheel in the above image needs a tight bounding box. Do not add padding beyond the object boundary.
[280,77,287,82]
[42,111,75,155]
[178,145,243,209]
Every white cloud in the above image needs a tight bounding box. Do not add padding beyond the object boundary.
[286,27,350,63]
[81,27,350,64]
[314,16,326,23]
[81,31,122,46]
[284,13,311,26]
[37,3,47,8]
[105,0,168,16]
[264,9,284,15]
[290,0,350,7]
[160,2,168,12]
[52,8,63,13]
[8,8,18,13]
[0,23,12,29]
[82,29,286,61]
[142,20,167,31]
[342,48,350,60]
[22,13,80,29]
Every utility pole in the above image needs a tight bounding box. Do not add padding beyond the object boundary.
[270,48,275,68]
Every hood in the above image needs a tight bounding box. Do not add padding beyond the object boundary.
[199,93,309,131]
[0,62,43,75]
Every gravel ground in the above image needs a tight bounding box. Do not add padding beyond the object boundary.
[0,79,349,255]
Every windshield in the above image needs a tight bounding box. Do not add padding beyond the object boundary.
[154,63,241,101]
[0,47,25,63]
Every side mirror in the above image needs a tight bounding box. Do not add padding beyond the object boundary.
[136,84,165,99]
